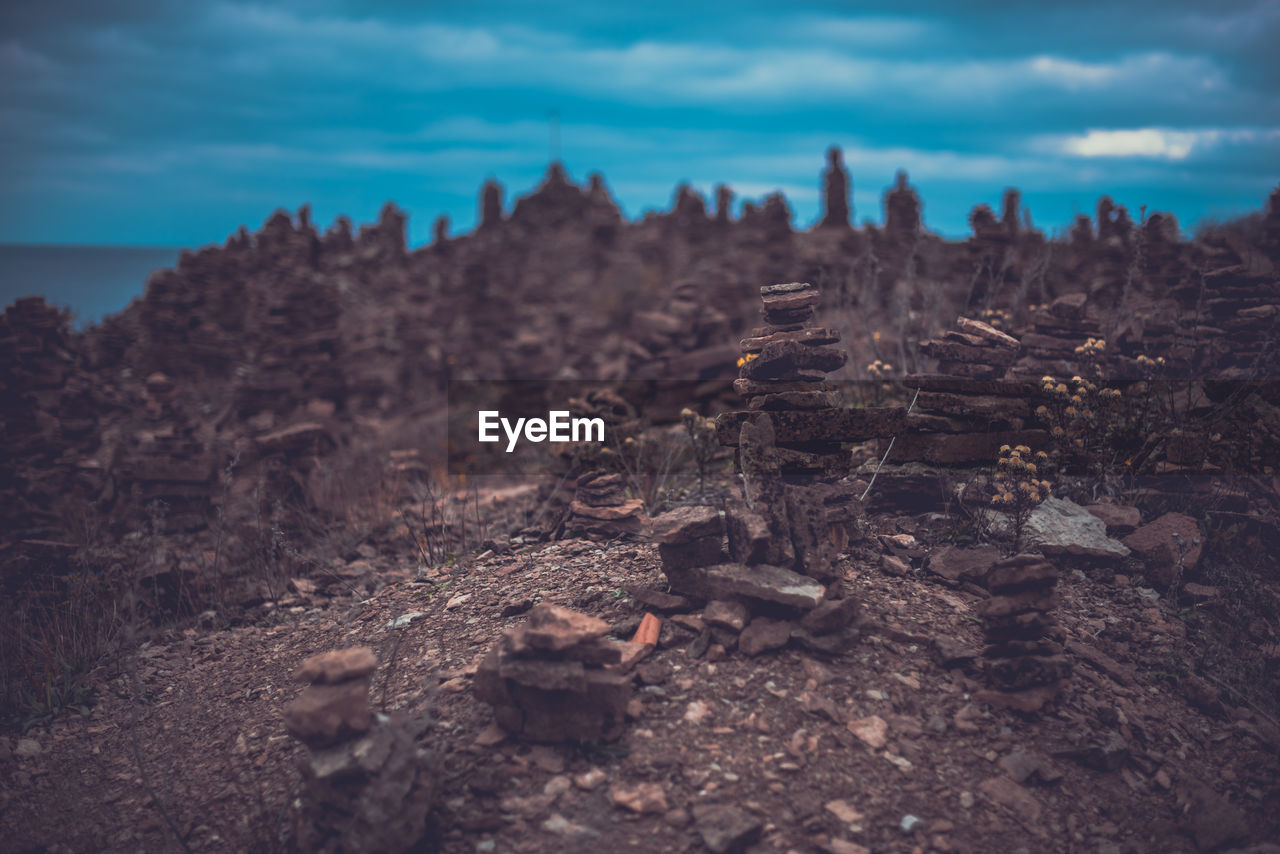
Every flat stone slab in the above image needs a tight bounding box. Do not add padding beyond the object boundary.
[997,497,1130,559]
[664,562,825,610]
[506,603,611,655]
[741,340,847,380]
[740,327,841,353]
[648,505,723,544]
[760,281,813,296]
[957,316,1021,348]
[887,430,1051,465]
[920,339,1018,366]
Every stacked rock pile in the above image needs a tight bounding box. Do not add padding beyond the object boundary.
[474,603,635,742]
[565,469,645,540]
[1007,293,1107,381]
[1168,263,1280,380]
[118,371,215,532]
[0,297,88,543]
[976,555,1070,712]
[284,647,436,854]
[891,316,1049,468]
[647,499,855,658]
[717,281,903,478]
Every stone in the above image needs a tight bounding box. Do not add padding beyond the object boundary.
[889,430,1052,465]
[296,647,378,684]
[847,715,888,749]
[978,775,1042,825]
[1084,504,1142,535]
[927,545,1001,584]
[724,499,781,565]
[611,782,668,815]
[740,327,841,353]
[658,535,725,571]
[881,554,909,576]
[747,389,842,410]
[695,805,763,854]
[1122,513,1202,587]
[1179,784,1248,851]
[506,603,610,655]
[738,617,793,656]
[957,316,1021,348]
[798,596,861,635]
[974,684,1060,713]
[14,738,40,759]
[623,586,695,612]
[284,679,373,747]
[920,339,1018,366]
[1016,497,1131,559]
[704,599,749,632]
[498,658,587,692]
[741,340,847,380]
[649,505,723,544]
[664,563,824,610]
[978,589,1058,619]
[985,555,1057,593]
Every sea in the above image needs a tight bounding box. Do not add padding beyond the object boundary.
[0,244,183,330]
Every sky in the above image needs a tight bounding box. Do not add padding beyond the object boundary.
[1,0,1278,248]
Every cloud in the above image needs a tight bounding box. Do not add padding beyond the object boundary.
[1046,127,1280,160]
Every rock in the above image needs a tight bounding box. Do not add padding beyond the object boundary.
[704,599,749,632]
[387,612,425,629]
[296,647,378,684]
[974,684,1060,713]
[1084,504,1142,535]
[957,316,1020,348]
[14,738,40,759]
[658,536,724,571]
[574,767,607,790]
[284,679,373,747]
[978,775,1042,825]
[825,799,864,824]
[1123,513,1202,588]
[294,714,436,854]
[1016,497,1131,559]
[664,562,825,610]
[880,554,909,576]
[823,840,871,854]
[623,586,695,612]
[724,499,778,565]
[445,592,471,610]
[1179,784,1248,851]
[649,505,723,544]
[928,545,1001,584]
[506,603,610,655]
[611,782,668,815]
[847,715,888,749]
[694,804,763,854]
[738,617,793,656]
[542,813,597,838]
[798,596,861,635]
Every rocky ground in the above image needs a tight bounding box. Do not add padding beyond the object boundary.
[4,485,1278,853]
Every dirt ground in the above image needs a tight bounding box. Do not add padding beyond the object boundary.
[4,513,1278,854]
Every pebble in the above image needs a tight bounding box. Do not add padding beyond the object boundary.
[387,612,425,629]
[900,814,922,832]
[15,738,41,759]
[574,768,607,790]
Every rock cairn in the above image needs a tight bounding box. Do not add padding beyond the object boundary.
[890,317,1047,467]
[0,298,89,544]
[818,146,852,229]
[284,647,436,854]
[976,555,1070,712]
[648,498,853,658]
[565,469,645,540]
[119,371,215,532]
[474,603,634,742]
[1008,293,1105,380]
[716,281,902,479]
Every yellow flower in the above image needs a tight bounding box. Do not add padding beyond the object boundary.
[1015,445,1030,455]
[1041,375,1055,385]
[1065,406,1077,416]
[1000,444,1011,454]
[1052,426,1065,438]
[1035,451,1048,461]
[1026,463,1037,473]
[1030,490,1040,501]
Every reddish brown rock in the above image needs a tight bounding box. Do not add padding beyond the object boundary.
[295,647,378,685]
[1122,513,1202,587]
[738,617,793,656]
[284,680,373,748]
[649,505,723,544]
[1085,504,1142,535]
[506,603,611,655]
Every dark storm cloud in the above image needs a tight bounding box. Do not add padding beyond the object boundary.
[1,1,1277,244]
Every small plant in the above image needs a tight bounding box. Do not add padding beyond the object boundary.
[986,444,1052,552]
[680,407,719,494]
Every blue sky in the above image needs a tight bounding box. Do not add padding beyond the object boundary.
[2,0,1278,247]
